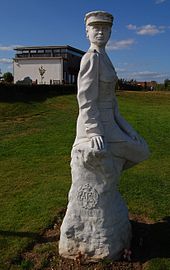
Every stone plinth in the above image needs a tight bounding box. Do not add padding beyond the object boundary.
[59,145,131,261]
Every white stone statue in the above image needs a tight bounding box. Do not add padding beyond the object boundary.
[59,11,149,262]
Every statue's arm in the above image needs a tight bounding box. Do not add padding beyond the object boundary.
[77,52,105,150]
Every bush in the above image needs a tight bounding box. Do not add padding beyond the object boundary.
[3,72,14,83]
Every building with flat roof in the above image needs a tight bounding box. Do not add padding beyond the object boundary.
[13,45,85,84]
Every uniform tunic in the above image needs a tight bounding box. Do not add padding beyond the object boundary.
[73,49,149,165]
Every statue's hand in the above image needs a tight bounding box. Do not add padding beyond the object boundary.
[91,136,105,151]
[129,132,142,143]
[82,136,106,165]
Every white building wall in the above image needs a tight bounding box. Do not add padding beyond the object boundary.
[13,58,63,84]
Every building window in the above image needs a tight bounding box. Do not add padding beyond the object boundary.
[53,49,60,53]
[72,74,75,84]
[38,50,44,53]
[61,49,67,53]
[45,49,52,53]
[64,72,67,82]
[68,74,72,84]
[30,50,37,53]
[53,80,60,85]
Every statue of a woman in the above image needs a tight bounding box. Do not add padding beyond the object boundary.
[59,11,149,261]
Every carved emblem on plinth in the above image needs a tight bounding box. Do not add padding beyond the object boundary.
[77,183,99,209]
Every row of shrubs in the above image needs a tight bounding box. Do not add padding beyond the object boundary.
[0,84,77,102]
[0,81,168,102]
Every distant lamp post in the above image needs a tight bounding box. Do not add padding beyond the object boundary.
[39,65,46,84]
[0,69,2,82]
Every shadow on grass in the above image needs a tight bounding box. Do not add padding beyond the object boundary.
[0,214,169,265]
[0,229,57,244]
[130,216,170,262]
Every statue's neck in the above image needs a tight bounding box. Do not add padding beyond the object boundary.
[90,44,106,54]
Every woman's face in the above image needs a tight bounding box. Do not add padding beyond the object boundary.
[86,23,111,47]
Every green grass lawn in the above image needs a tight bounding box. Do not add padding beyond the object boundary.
[0,91,169,270]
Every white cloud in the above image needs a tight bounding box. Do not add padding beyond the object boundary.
[0,58,12,64]
[115,67,126,72]
[132,71,159,77]
[159,25,166,30]
[137,25,165,35]
[0,45,14,51]
[127,24,166,36]
[0,45,22,51]
[131,71,169,80]
[107,39,135,50]
[127,24,137,30]
[155,0,166,4]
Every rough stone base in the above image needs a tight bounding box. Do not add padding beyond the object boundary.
[59,145,132,261]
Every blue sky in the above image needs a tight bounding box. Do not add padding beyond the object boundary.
[0,0,169,82]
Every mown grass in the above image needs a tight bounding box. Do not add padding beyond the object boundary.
[0,91,169,270]
[117,92,170,220]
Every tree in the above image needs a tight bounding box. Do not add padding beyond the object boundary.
[3,72,14,83]
[164,79,170,89]
[39,66,46,84]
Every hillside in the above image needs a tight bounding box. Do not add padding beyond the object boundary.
[0,91,169,270]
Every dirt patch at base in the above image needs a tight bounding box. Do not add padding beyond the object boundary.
[11,209,170,270]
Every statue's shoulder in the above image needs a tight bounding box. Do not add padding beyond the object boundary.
[80,49,99,66]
